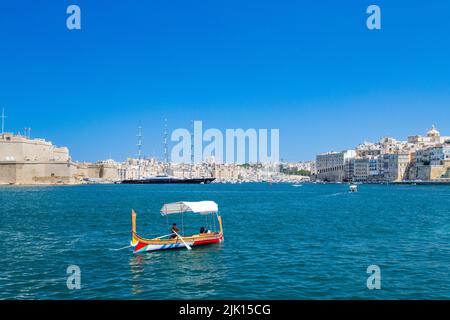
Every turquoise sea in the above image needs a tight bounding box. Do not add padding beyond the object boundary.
[0,183,449,300]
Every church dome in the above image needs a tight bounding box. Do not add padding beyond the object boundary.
[427,125,440,137]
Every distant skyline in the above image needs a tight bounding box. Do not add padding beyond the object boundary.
[1,1,449,162]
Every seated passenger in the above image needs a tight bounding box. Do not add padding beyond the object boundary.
[171,223,180,239]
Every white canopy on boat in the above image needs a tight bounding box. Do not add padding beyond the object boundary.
[160,201,218,216]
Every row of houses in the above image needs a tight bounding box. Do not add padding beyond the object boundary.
[315,126,450,183]
[116,158,287,182]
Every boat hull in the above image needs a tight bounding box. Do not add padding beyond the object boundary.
[122,177,215,184]
[132,234,224,254]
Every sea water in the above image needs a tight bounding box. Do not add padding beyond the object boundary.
[0,183,449,299]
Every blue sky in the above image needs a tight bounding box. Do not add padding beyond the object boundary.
[0,0,449,162]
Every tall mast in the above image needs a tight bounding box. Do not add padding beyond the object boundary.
[1,108,6,134]
[190,120,194,178]
[137,126,143,178]
[164,119,168,164]
[163,119,169,174]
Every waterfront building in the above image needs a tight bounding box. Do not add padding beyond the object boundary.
[381,153,410,182]
[368,156,382,175]
[429,144,450,165]
[352,155,384,183]
[317,125,449,183]
[315,150,356,182]
[407,142,450,181]
[353,158,369,182]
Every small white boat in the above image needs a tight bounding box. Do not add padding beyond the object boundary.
[349,185,358,193]
[292,184,303,187]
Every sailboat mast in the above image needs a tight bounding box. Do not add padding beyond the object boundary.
[163,119,169,174]
[190,120,194,178]
[137,126,143,178]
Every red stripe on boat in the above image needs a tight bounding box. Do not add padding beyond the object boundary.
[134,241,148,252]
[194,238,221,246]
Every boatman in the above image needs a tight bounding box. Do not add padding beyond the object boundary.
[171,223,180,239]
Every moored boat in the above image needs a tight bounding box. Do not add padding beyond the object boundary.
[121,175,215,184]
[131,201,224,254]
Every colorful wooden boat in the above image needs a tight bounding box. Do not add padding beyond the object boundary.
[131,201,224,254]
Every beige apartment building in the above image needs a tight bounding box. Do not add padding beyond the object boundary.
[315,150,356,182]
[407,143,450,181]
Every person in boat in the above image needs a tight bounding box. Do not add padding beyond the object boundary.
[171,223,180,239]
[200,227,207,234]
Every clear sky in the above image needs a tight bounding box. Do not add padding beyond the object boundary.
[0,0,449,162]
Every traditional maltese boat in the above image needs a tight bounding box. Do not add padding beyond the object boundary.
[131,201,224,254]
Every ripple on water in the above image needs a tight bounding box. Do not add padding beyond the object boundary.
[0,183,449,299]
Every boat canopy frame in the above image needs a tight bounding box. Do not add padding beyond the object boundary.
[160,201,219,216]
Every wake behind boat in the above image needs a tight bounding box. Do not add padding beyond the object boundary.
[121,175,215,184]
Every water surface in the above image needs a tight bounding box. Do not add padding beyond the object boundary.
[0,183,449,299]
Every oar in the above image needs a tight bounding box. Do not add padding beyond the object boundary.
[173,230,192,251]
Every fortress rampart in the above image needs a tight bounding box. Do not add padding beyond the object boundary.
[0,133,77,185]
[0,132,120,185]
